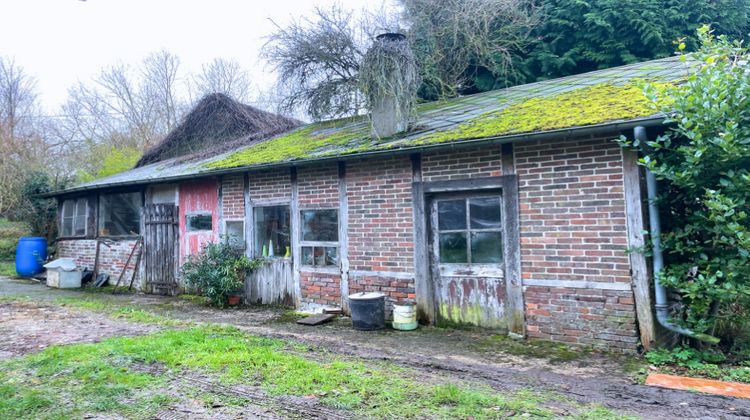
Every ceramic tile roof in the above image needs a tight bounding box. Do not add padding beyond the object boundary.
[57,55,692,194]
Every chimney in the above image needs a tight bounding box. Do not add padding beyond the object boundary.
[361,33,417,139]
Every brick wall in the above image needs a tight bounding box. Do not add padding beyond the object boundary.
[346,156,415,306]
[221,174,245,219]
[248,168,291,203]
[58,239,143,289]
[300,271,341,306]
[421,145,504,182]
[515,135,637,350]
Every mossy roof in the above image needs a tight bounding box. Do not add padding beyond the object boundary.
[59,56,691,194]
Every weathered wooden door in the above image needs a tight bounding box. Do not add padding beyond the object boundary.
[429,194,506,328]
[144,204,179,294]
[179,179,219,263]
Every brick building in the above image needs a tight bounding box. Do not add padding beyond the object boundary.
[48,56,692,351]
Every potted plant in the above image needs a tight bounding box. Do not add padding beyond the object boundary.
[181,242,261,308]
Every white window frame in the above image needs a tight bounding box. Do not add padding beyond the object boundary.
[299,208,339,268]
[60,198,88,238]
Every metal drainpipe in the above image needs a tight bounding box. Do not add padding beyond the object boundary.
[635,126,719,344]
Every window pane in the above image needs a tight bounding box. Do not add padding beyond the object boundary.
[74,216,86,236]
[61,217,73,237]
[439,232,467,263]
[301,209,338,242]
[471,231,503,263]
[224,221,244,249]
[301,246,314,265]
[99,192,141,236]
[438,200,466,231]
[75,199,87,217]
[469,197,502,229]
[62,200,74,218]
[324,247,338,266]
[187,214,212,231]
[254,206,290,258]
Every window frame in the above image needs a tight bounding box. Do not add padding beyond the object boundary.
[59,197,89,238]
[223,219,245,250]
[434,194,504,265]
[185,212,213,232]
[253,204,291,259]
[97,190,143,238]
[299,208,339,268]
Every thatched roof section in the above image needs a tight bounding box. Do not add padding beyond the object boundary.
[136,93,301,167]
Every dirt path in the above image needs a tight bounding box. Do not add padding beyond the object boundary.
[2,278,749,419]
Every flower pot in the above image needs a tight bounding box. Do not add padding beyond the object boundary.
[227,295,242,306]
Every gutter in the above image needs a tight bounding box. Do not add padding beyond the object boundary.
[635,126,719,344]
[46,116,667,198]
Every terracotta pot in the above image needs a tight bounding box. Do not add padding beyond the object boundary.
[227,295,242,306]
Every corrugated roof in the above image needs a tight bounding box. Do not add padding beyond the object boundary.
[56,55,691,195]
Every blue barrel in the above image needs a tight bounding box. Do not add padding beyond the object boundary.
[15,237,48,277]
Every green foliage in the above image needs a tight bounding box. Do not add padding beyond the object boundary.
[645,346,750,383]
[78,146,142,182]
[0,218,28,261]
[181,242,262,307]
[631,27,750,338]
[12,172,66,240]
[521,0,750,83]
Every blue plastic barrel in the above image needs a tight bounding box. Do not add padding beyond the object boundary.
[15,237,48,277]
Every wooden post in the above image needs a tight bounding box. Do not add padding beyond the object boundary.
[622,148,655,350]
[502,174,525,337]
[337,161,350,312]
[411,153,434,323]
[290,167,302,308]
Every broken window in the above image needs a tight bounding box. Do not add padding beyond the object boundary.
[60,198,88,237]
[301,209,338,267]
[254,205,290,258]
[98,192,142,236]
[437,196,503,264]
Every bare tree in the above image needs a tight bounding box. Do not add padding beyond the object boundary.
[0,57,38,140]
[402,0,540,98]
[190,58,253,103]
[263,4,370,120]
[143,50,182,132]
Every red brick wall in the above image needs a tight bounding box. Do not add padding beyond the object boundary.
[300,271,341,306]
[422,145,504,182]
[58,239,143,289]
[515,135,637,350]
[248,168,291,202]
[221,174,245,219]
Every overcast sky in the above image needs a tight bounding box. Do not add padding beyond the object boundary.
[0,0,385,114]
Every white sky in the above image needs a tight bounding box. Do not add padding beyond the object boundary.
[0,0,383,113]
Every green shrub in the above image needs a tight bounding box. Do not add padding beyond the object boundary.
[180,242,262,308]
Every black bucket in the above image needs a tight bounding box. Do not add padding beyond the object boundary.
[349,292,386,330]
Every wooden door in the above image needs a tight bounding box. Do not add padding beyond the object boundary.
[429,194,506,328]
[179,179,219,263]
[144,204,178,294]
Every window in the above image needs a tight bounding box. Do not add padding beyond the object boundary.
[436,196,503,264]
[186,213,212,231]
[98,192,142,236]
[61,198,87,237]
[224,220,245,249]
[301,209,339,267]
[254,206,290,258]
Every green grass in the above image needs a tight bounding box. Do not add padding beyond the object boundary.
[474,333,590,363]
[0,260,16,277]
[54,296,182,326]
[0,325,626,419]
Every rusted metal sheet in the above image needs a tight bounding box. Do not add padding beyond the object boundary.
[179,179,219,264]
[246,258,296,306]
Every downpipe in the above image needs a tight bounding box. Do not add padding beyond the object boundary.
[636,126,720,344]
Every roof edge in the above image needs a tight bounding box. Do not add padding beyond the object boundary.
[45,116,667,198]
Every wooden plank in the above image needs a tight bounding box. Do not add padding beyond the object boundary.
[622,148,655,350]
[411,153,434,323]
[501,143,515,175]
[337,162,350,311]
[423,176,505,193]
[296,313,336,326]
[439,264,504,278]
[244,172,253,259]
[502,175,525,337]
[646,373,750,399]
[290,167,302,308]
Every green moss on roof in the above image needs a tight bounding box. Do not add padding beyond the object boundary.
[408,83,662,146]
[205,118,370,170]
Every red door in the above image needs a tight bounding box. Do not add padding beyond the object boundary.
[179,179,219,264]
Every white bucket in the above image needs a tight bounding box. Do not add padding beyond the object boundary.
[392,303,417,331]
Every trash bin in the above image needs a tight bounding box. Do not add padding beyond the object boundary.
[348,292,385,330]
[43,258,82,288]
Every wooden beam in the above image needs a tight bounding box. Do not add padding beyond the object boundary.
[290,167,302,308]
[501,174,525,337]
[622,148,655,350]
[410,153,434,323]
[243,172,253,259]
[422,176,506,193]
[501,143,515,175]
[338,161,350,312]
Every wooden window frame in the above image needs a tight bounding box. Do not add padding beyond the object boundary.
[434,194,504,265]
[299,208,339,268]
[97,189,144,239]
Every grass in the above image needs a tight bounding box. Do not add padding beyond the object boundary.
[474,333,590,363]
[54,296,182,326]
[0,321,628,419]
[0,260,16,277]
